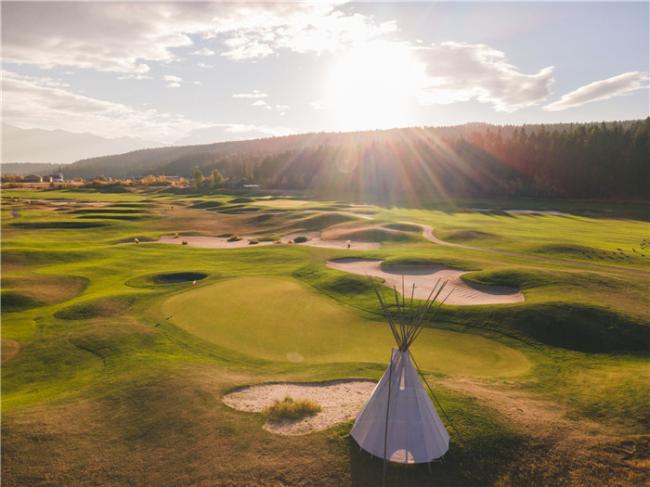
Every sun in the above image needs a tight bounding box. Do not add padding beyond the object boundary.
[324,42,426,131]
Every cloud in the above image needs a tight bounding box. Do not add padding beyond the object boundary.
[233,90,268,99]
[218,5,397,60]
[544,71,649,111]
[191,48,215,56]
[1,70,203,142]
[415,42,554,112]
[196,62,214,69]
[1,2,395,73]
[1,70,285,144]
[163,74,183,87]
[251,100,268,107]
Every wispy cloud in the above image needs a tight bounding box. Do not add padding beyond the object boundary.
[2,70,202,142]
[251,100,268,107]
[233,90,267,99]
[544,71,649,111]
[416,42,554,112]
[1,70,289,144]
[191,48,215,56]
[163,75,183,88]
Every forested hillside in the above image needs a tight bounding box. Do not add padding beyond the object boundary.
[64,119,650,199]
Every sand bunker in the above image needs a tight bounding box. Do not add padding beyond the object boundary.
[327,258,524,305]
[223,380,376,435]
[155,235,274,249]
[281,232,381,250]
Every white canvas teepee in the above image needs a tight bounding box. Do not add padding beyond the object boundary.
[351,279,452,464]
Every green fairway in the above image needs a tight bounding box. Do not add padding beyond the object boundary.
[161,277,530,377]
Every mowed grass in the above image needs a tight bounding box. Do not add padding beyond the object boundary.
[383,205,650,269]
[161,276,530,377]
[2,188,649,486]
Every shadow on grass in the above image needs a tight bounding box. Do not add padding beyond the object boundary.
[348,433,523,487]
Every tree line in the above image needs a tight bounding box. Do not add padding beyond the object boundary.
[186,119,648,201]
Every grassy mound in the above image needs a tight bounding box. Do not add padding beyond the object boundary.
[511,303,650,353]
[76,214,147,220]
[380,256,476,271]
[533,244,600,258]
[2,249,100,266]
[190,201,223,209]
[265,396,321,422]
[2,275,89,307]
[12,221,109,229]
[291,213,360,231]
[249,213,274,223]
[108,202,152,208]
[70,208,144,214]
[445,230,498,241]
[218,206,259,214]
[439,302,649,353]
[55,296,135,320]
[461,268,631,291]
[332,228,416,242]
[2,291,42,312]
[461,269,552,289]
[383,223,422,232]
[319,274,376,294]
[153,272,207,284]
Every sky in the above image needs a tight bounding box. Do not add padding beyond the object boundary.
[2,1,649,148]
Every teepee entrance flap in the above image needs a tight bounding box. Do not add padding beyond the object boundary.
[351,348,449,464]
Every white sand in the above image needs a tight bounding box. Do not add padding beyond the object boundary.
[327,258,524,305]
[280,232,381,250]
[156,235,274,248]
[223,380,376,435]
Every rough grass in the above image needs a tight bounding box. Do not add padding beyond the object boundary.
[382,222,422,232]
[70,208,145,214]
[12,221,109,229]
[1,275,88,307]
[291,212,360,231]
[265,396,321,422]
[445,230,499,241]
[1,291,42,312]
[380,255,477,271]
[190,200,223,209]
[54,296,136,321]
[329,228,416,242]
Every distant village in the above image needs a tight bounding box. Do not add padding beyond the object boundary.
[0,167,262,191]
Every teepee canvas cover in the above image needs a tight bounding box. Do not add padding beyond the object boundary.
[351,349,449,463]
[351,279,451,464]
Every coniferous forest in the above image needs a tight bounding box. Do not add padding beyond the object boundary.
[42,119,650,201]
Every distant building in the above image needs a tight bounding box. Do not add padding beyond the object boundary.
[23,174,43,183]
[46,167,64,183]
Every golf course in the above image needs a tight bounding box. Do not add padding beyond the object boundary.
[2,188,648,485]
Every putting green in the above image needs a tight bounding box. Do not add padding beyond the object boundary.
[162,277,530,377]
